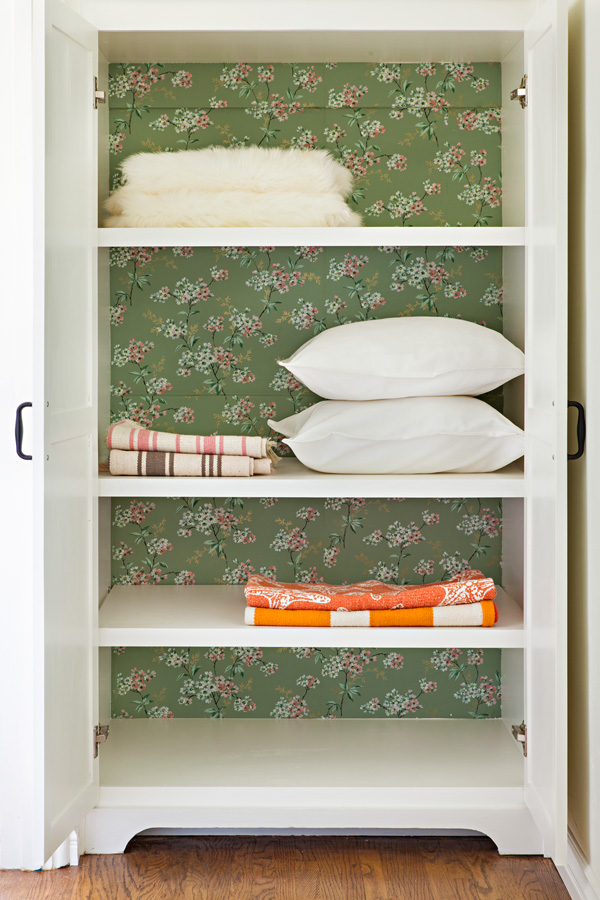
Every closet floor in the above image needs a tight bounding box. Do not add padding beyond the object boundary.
[0,836,571,899]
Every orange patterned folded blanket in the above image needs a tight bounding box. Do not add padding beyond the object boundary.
[244,602,498,627]
[244,572,496,611]
[108,449,271,477]
[107,419,277,460]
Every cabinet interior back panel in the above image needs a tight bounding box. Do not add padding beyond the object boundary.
[106,60,508,722]
[106,61,502,227]
[111,645,502,720]
[110,495,503,719]
[108,244,504,436]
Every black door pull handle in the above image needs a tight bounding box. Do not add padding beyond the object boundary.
[568,400,585,460]
[15,402,32,460]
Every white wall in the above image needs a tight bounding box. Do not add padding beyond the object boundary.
[567,0,600,895]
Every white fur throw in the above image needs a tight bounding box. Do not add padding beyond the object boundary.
[104,146,362,228]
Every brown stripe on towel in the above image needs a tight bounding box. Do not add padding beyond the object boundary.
[217,455,222,477]
[137,451,143,477]
[146,451,167,477]
[169,452,174,476]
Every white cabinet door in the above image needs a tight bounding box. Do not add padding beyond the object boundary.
[40,0,99,860]
[524,0,568,864]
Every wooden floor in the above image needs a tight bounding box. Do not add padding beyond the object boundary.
[0,836,572,900]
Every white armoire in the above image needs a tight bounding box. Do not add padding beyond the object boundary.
[0,0,570,875]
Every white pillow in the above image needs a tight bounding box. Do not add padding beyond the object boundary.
[278,317,524,400]
[269,397,524,474]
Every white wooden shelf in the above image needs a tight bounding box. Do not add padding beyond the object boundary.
[98,718,524,799]
[96,226,526,248]
[98,458,525,498]
[99,584,523,648]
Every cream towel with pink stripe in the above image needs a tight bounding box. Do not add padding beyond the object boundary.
[107,419,277,460]
[109,449,271,477]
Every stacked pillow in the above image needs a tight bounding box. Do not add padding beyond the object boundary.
[104,146,362,228]
[268,318,525,474]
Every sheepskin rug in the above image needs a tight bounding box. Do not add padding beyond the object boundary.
[104,146,363,227]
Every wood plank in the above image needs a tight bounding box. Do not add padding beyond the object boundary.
[99,719,524,792]
[96,226,526,248]
[0,837,571,900]
[98,584,524,649]
[98,458,526,499]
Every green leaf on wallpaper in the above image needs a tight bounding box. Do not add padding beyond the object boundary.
[439,80,456,94]
[470,543,490,557]
[239,84,256,99]
[205,538,225,557]
[261,128,280,142]
[438,248,455,263]
[226,661,246,677]
[416,122,436,140]
[204,377,225,394]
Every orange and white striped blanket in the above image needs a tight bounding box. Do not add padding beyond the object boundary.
[244,572,496,611]
[107,419,277,460]
[244,602,498,627]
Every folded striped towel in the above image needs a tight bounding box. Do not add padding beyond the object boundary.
[244,601,498,627]
[109,449,271,477]
[244,572,496,610]
[107,419,277,460]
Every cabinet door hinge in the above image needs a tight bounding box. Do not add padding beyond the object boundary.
[510,75,528,109]
[93,724,110,758]
[511,721,527,756]
[93,76,106,110]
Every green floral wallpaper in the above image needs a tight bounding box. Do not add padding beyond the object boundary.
[109,245,503,437]
[107,62,509,722]
[111,497,502,587]
[112,646,501,720]
[107,61,502,226]
[110,496,504,719]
